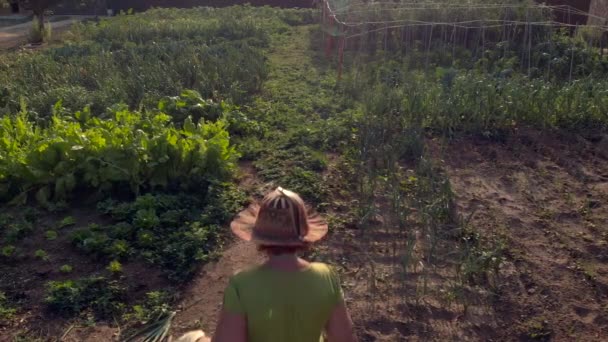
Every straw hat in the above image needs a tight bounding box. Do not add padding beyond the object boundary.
[230,187,328,246]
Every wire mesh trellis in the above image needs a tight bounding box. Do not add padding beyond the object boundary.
[320,0,608,79]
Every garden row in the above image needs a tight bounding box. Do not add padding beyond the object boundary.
[0,6,315,118]
[0,97,240,204]
[0,7,317,337]
[344,64,608,134]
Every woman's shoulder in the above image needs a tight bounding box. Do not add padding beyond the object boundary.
[230,265,265,282]
[308,263,343,297]
[308,262,335,273]
[229,262,337,280]
[230,262,338,285]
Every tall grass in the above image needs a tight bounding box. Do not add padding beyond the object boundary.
[345,65,608,134]
[0,7,316,119]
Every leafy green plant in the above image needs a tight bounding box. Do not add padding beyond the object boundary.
[155,222,221,281]
[124,291,172,324]
[44,276,126,318]
[0,103,239,204]
[254,150,329,207]
[58,216,76,229]
[159,90,225,123]
[45,230,58,241]
[200,183,248,224]
[1,245,16,258]
[59,265,73,274]
[34,249,50,261]
[106,239,131,259]
[107,260,123,274]
[97,200,134,221]
[133,209,161,231]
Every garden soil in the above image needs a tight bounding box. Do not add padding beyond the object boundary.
[175,130,608,341]
[429,130,608,341]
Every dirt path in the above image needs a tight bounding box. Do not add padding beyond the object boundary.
[0,16,92,50]
[432,131,608,341]
[170,23,331,337]
[171,240,264,336]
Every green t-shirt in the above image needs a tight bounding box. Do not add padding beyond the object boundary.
[223,262,344,342]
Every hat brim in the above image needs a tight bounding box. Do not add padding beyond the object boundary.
[230,203,328,246]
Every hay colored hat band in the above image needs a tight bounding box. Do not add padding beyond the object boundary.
[230,187,328,246]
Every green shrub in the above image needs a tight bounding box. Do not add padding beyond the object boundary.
[253,147,330,207]
[255,157,328,207]
[155,222,221,281]
[71,229,110,257]
[44,276,126,318]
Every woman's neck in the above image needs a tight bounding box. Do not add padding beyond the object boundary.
[265,253,310,271]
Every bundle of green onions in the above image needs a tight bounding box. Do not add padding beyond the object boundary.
[123,311,176,342]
